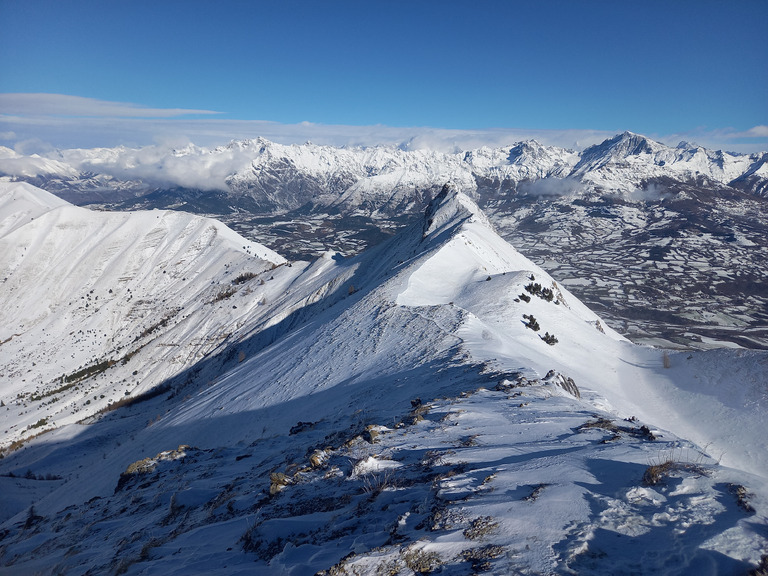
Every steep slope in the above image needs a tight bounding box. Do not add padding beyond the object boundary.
[0,181,289,452]
[0,181,69,238]
[731,152,768,196]
[0,185,765,575]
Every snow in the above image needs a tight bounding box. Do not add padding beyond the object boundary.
[0,183,765,574]
[2,132,765,209]
[0,181,287,448]
[0,180,69,238]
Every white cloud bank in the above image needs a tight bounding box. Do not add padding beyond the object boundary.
[0,94,766,155]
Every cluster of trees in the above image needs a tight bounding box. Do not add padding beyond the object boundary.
[525,282,554,302]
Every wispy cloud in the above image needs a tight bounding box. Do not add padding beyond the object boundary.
[0,94,765,155]
[0,93,220,118]
[656,125,768,153]
[735,125,768,138]
[0,106,617,154]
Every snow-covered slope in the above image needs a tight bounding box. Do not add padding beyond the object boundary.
[0,181,287,450]
[0,181,69,238]
[0,184,766,574]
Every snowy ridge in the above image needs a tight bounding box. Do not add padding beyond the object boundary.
[0,183,766,574]
[0,181,69,238]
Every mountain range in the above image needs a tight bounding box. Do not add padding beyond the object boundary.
[2,132,767,349]
[0,178,766,574]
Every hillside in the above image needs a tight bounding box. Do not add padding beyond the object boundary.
[0,181,287,450]
[0,183,766,575]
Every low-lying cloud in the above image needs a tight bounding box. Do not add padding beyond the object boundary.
[59,145,256,191]
[516,177,583,197]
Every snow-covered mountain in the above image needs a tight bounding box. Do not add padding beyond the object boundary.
[0,181,286,450]
[1,132,766,211]
[572,132,764,193]
[1,182,766,574]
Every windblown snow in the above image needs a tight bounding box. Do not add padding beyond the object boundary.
[0,181,766,575]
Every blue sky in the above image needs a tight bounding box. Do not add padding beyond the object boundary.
[0,0,766,152]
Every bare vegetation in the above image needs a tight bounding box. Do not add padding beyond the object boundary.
[463,516,499,540]
[232,271,258,285]
[642,457,707,486]
[460,545,505,571]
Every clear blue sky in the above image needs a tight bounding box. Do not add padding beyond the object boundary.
[0,0,766,151]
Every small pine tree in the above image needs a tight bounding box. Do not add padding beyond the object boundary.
[523,314,540,331]
[541,332,558,345]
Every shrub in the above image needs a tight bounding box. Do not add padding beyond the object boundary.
[360,469,396,499]
[729,483,755,513]
[522,314,540,331]
[24,505,43,529]
[461,545,505,572]
[642,457,707,486]
[577,417,619,433]
[210,287,237,303]
[269,472,291,495]
[523,483,549,501]
[642,460,676,485]
[524,282,557,302]
[403,546,442,574]
[232,272,257,285]
[541,332,558,345]
[524,282,542,296]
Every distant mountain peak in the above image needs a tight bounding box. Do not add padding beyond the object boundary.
[598,131,656,155]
